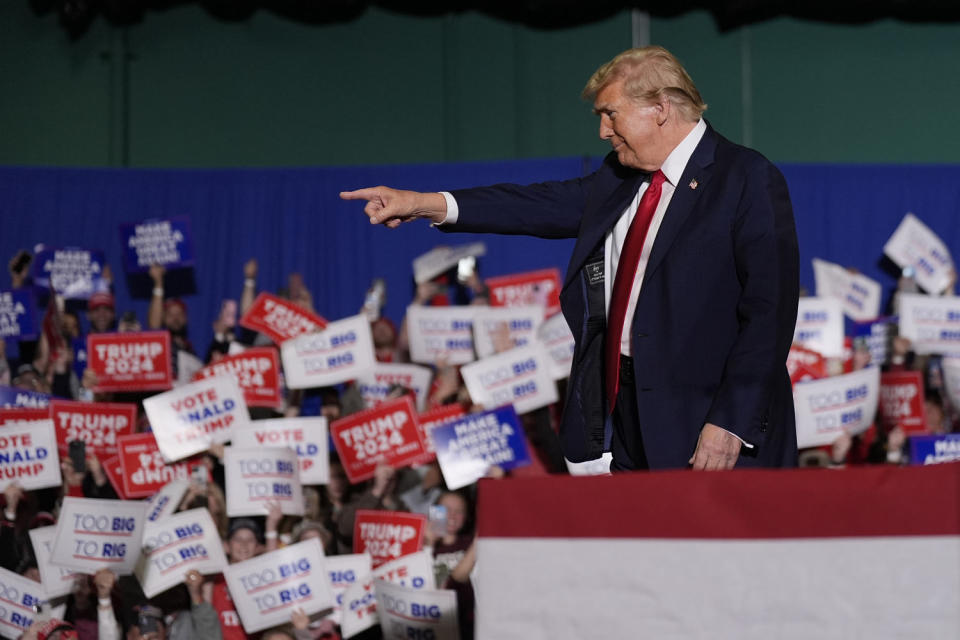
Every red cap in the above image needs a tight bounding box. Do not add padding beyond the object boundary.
[36,619,78,640]
[88,292,115,310]
[163,298,187,314]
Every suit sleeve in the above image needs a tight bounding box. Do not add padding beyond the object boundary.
[705,161,799,443]
[446,173,594,240]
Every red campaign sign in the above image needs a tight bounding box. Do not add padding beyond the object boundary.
[486,268,562,316]
[409,404,467,466]
[193,347,281,408]
[879,371,928,435]
[49,399,136,455]
[330,395,426,483]
[353,509,427,568]
[87,331,173,392]
[239,292,328,344]
[117,432,206,498]
[0,407,48,426]
[787,344,827,385]
[99,454,129,499]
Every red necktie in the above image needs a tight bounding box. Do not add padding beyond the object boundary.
[605,170,667,412]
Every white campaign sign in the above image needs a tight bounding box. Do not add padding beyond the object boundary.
[176,351,205,387]
[405,305,477,365]
[412,242,486,284]
[225,447,304,517]
[356,363,434,412]
[223,539,333,633]
[340,550,436,639]
[231,417,329,485]
[376,580,459,640]
[897,293,960,355]
[0,419,61,491]
[143,375,250,461]
[793,366,881,449]
[323,553,373,625]
[50,497,147,575]
[145,479,190,522]
[941,358,960,413]
[793,297,845,357]
[28,526,79,599]
[0,566,47,639]
[461,344,558,414]
[883,212,955,295]
[281,315,376,389]
[136,508,229,598]
[812,258,882,322]
[472,305,545,359]
[536,313,576,380]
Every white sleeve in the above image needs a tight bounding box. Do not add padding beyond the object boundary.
[435,191,459,226]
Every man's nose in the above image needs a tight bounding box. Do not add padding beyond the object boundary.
[598,116,613,139]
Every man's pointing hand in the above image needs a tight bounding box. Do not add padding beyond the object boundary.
[340,186,447,228]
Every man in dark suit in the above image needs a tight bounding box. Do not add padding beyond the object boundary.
[341,46,799,471]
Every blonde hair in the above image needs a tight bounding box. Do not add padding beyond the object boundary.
[582,46,707,122]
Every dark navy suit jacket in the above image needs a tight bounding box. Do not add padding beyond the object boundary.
[448,125,800,469]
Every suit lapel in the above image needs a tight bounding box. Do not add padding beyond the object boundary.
[641,125,719,286]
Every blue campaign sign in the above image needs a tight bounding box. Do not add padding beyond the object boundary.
[909,433,960,465]
[0,289,38,342]
[431,405,531,490]
[31,247,106,299]
[0,385,51,409]
[119,217,195,273]
[852,316,895,367]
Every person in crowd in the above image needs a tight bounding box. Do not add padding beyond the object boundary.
[210,519,264,640]
[87,292,117,334]
[125,569,222,640]
[61,568,123,640]
[148,265,194,355]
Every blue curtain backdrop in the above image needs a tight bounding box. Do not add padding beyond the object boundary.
[2,160,959,355]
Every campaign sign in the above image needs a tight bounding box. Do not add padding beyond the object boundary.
[224,447,304,517]
[87,331,173,392]
[143,375,250,462]
[793,366,881,449]
[356,363,433,412]
[32,247,105,299]
[49,399,136,456]
[0,408,47,426]
[0,290,37,342]
[0,387,50,409]
[852,317,896,367]
[223,539,333,633]
[330,396,426,484]
[908,434,960,465]
[878,371,927,434]
[28,526,79,599]
[375,580,459,640]
[193,347,281,408]
[460,344,558,415]
[50,497,147,575]
[412,242,486,285]
[786,344,827,385]
[136,508,229,598]
[119,217,195,273]
[231,417,329,485]
[536,312,575,380]
[405,305,477,366]
[0,420,61,492]
[409,404,467,466]
[239,292,328,345]
[472,305,545,359]
[883,212,955,294]
[340,550,436,639]
[323,553,373,625]
[486,268,562,317]
[176,351,204,388]
[99,455,128,499]
[353,510,426,568]
[793,297,844,358]
[898,293,960,355]
[812,258,882,322]
[117,432,206,499]
[0,566,47,638]
[433,406,532,490]
[281,314,376,389]
[145,479,191,523]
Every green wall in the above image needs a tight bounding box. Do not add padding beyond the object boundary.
[2,3,960,167]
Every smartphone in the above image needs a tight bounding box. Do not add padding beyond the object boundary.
[219,299,237,329]
[191,465,208,488]
[11,250,31,275]
[456,256,476,284]
[428,504,448,537]
[68,440,86,473]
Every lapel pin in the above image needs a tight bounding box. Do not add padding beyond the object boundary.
[689,178,699,190]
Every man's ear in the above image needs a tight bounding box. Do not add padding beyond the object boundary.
[655,97,671,126]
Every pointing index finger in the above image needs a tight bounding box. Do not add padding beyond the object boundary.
[339,187,381,202]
